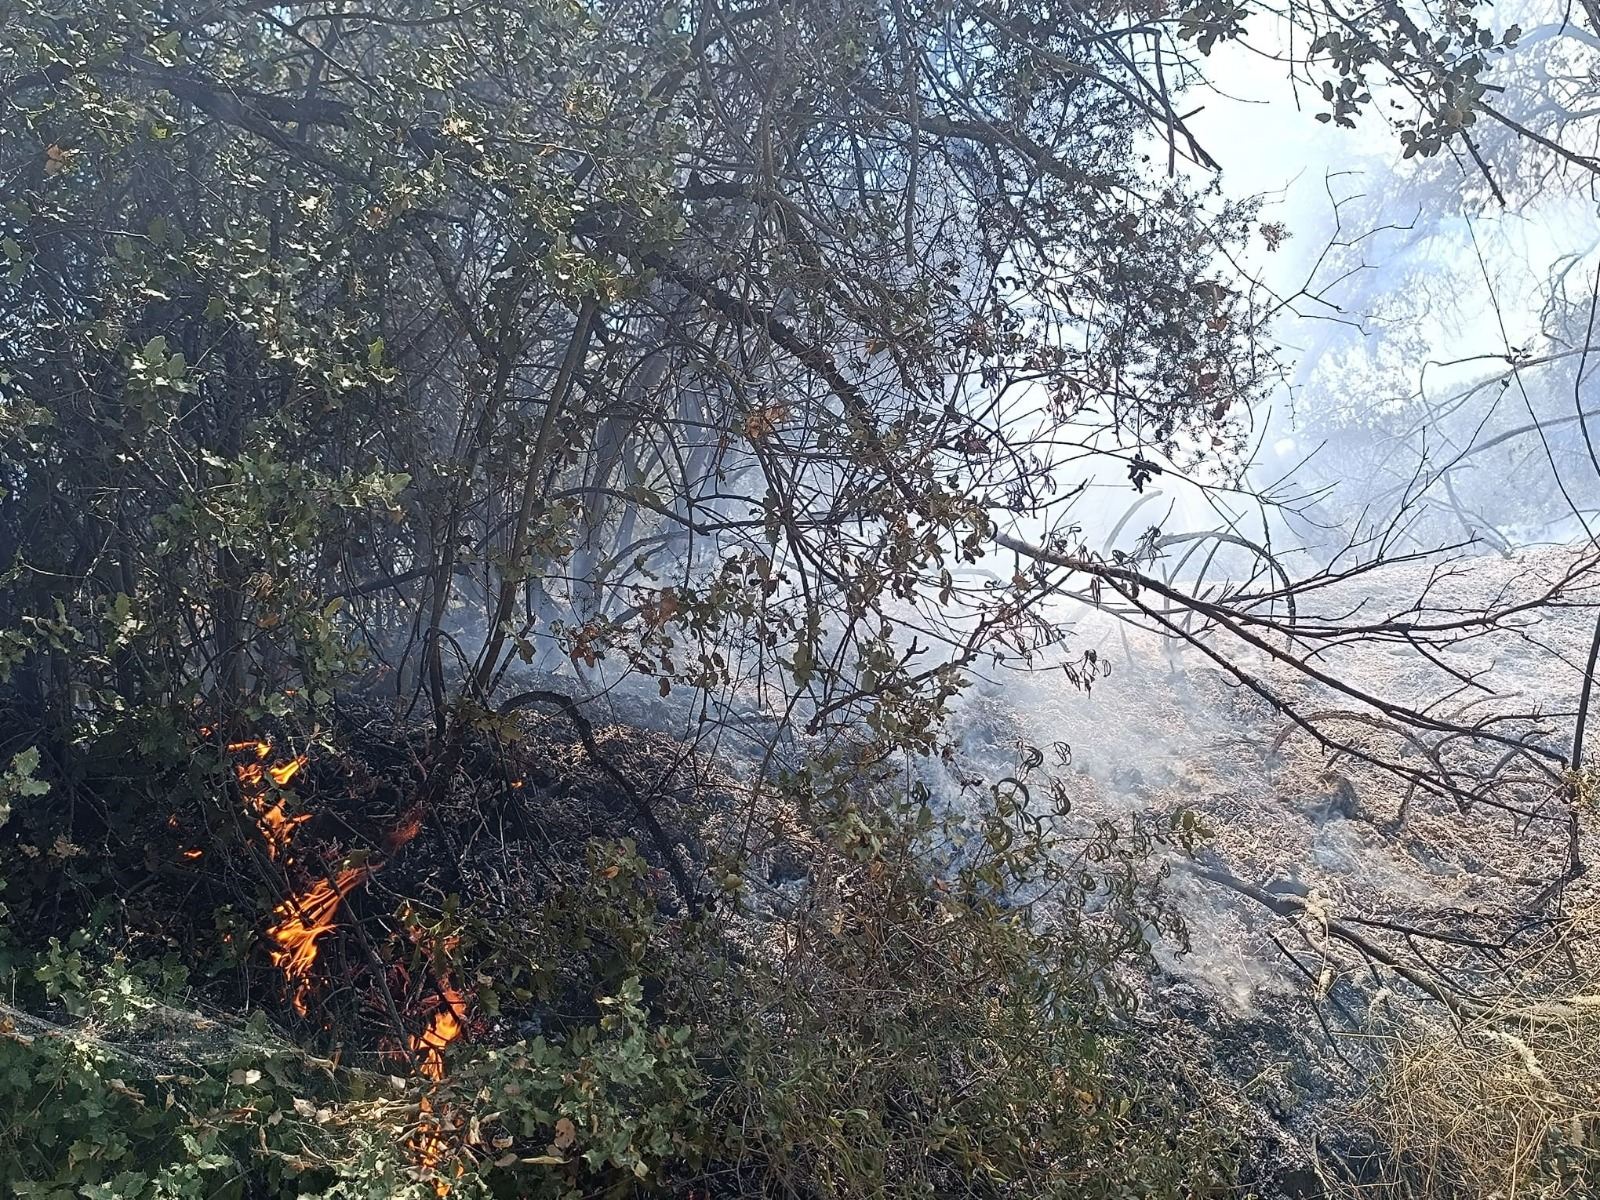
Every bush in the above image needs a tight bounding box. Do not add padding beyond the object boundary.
[0,724,1236,1199]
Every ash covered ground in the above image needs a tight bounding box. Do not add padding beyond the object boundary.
[933,545,1600,1195]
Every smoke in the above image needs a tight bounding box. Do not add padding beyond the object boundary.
[969,540,1598,1018]
[1191,2,1600,557]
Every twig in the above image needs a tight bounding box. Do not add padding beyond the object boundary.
[498,690,699,915]
[1570,609,1600,773]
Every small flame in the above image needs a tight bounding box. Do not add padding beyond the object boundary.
[410,980,468,1082]
[228,739,310,859]
[412,1096,464,1194]
[408,978,470,1195]
[257,796,311,859]
[398,947,472,1191]
[266,866,370,1016]
[268,758,304,787]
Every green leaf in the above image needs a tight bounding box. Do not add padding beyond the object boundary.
[150,30,183,66]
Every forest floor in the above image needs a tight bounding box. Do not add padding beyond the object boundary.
[961,544,1600,1195]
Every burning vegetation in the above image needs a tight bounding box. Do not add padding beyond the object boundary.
[215,729,478,1187]
[226,735,372,1017]
[267,865,370,1017]
[230,738,311,860]
[409,976,469,1083]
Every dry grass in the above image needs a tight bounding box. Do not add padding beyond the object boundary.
[1349,1007,1600,1199]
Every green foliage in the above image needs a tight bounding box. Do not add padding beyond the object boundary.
[444,979,708,1195]
[1181,0,1524,167]
[0,746,48,828]
[1,935,357,1200]
[0,0,1278,741]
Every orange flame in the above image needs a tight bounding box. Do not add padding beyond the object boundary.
[410,980,468,1082]
[408,979,470,1195]
[228,739,310,859]
[225,730,471,1192]
[400,951,472,1192]
[266,866,370,1016]
[268,758,304,787]
[414,1096,443,1168]
[257,799,311,859]
[412,1095,464,1194]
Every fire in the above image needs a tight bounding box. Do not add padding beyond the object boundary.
[268,758,304,787]
[244,731,432,1018]
[266,866,370,1015]
[397,948,472,1192]
[220,730,472,1191]
[414,1096,443,1169]
[409,981,470,1195]
[410,979,468,1082]
[256,798,311,859]
[220,734,348,1013]
[412,1095,464,1194]
[228,739,310,859]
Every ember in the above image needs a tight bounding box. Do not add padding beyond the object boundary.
[384,805,424,853]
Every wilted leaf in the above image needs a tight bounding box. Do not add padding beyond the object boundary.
[553,1117,576,1149]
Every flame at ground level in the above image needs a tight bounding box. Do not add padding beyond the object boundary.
[412,1095,466,1195]
[397,959,473,1193]
[266,866,370,1015]
[224,731,470,1192]
[227,739,310,859]
[410,980,469,1082]
[408,977,471,1195]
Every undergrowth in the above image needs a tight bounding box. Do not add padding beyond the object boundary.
[0,719,1238,1199]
